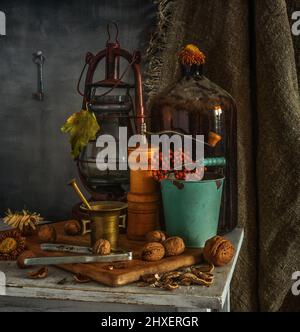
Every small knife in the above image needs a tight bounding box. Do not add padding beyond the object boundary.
[24,251,133,266]
[41,243,93,254]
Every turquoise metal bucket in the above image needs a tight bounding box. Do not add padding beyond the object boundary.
[161,175,224,248]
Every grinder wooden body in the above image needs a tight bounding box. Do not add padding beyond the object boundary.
[127,147,160,241]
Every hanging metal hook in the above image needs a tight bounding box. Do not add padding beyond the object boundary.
[32,50,46,101]
[106,22,119,44]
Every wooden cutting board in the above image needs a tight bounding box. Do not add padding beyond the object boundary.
[24,222,203,287]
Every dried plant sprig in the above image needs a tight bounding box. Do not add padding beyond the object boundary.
[3,209,43,232]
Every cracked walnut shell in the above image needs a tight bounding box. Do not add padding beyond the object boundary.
[141,242,165,262]
[93,239,111,255]
[27,266,48,279]
[163,237,185,257]
[203,236,235,266]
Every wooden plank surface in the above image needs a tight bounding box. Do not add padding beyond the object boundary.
[0,226,244,311]
[5,222,203,287]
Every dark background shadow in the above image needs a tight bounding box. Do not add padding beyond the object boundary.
[0,0,156,220]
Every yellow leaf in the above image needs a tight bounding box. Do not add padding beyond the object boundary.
[61,109,100,159]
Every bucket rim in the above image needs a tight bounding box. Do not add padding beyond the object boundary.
[160,177,225,184]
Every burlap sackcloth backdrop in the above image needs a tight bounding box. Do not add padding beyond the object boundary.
[144,0,300,311]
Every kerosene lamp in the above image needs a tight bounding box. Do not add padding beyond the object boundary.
[72,23,146,224]
[76,23,145,200]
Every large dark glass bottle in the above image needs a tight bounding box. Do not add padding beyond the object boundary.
[150,62,237,233]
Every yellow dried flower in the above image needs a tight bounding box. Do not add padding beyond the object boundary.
[0,238,18,254]
[178,44,206,66]
[0,230,26,261]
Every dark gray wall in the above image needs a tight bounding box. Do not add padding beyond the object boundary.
[0,0,155,220]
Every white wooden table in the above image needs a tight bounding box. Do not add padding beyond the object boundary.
[0,226,243,312]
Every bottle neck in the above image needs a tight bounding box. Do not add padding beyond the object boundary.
[182,64,203,79]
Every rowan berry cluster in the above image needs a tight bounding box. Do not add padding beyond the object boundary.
[151,150,203,181]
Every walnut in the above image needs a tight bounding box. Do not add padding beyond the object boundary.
[17,250,36,269]
[93,239,111,255]
[141,242,165,262]
[38,225,56,243]
[163,237,185,256]
[203,236,235,266]
[145,230,166,243]
[64,220,81,236]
